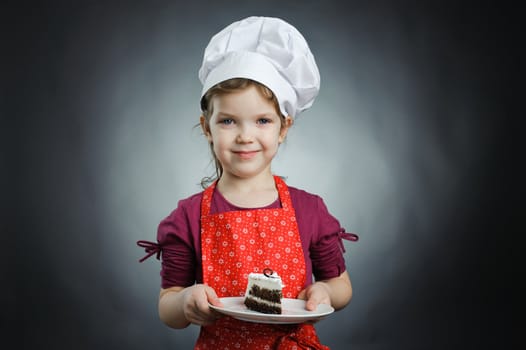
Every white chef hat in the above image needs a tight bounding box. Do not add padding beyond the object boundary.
[198,16,320,118]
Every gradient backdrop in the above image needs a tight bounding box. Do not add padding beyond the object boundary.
[6,1,510,349]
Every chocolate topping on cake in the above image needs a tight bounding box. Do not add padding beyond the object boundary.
[263,268,276,278]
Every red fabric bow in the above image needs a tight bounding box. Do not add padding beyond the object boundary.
[274,325,330,350]
[136,240,161,262]
[338,228,359,253]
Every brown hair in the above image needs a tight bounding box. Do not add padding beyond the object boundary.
[199,78,286,188]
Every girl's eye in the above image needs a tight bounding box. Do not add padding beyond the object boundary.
[219,118,234,125]
[257,118,272,125]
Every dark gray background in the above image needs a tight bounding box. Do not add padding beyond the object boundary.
[5,0,512,349]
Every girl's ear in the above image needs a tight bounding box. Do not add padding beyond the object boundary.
[278,116,293,143]
[200,115,212,142]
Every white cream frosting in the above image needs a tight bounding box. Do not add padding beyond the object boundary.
[245,271,284,298]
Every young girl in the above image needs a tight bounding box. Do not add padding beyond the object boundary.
[138,16,358,349]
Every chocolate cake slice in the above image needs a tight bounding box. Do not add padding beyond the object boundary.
[244,268,283,314]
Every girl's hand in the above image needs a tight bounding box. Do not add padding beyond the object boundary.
[297,282,332,311]
[181,284,224,326]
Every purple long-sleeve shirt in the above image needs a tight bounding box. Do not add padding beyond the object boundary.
[157,185,355,289]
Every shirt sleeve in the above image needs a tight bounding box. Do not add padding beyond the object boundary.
[309,196,349,281]
[157,197,200,289]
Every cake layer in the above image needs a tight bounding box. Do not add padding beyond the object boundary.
[244,298,281,314]
[246,284,282,303]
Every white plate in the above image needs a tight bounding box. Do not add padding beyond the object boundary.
[209,297,334,324]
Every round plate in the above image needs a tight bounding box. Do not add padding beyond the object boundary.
[209,297,334,324]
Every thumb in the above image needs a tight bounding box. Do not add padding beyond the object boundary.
[297,289,307,301]
[205,286,223,307]
[305,296,319,311]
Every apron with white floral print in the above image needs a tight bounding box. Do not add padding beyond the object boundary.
[195,175,329,350]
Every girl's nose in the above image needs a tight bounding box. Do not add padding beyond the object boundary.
[236,125,254,143]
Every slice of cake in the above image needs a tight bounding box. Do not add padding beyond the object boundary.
[244,268,283,314]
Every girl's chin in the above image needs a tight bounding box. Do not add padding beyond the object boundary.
[223,167,272,179]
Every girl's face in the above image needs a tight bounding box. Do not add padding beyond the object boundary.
[201,85,291,180]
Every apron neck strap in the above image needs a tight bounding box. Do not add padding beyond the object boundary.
[200,175,292,216]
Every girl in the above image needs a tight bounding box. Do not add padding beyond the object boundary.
[138,16,358,349]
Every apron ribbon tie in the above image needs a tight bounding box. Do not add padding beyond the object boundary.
[274,327,330,350]
[136,240,161,262]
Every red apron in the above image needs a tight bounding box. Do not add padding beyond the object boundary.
[196,175,330,349]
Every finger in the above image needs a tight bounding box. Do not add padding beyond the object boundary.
[195,293,222,322]
[305,296,319,311]
[197,297,213,314]
[191,313,214,326]
[187,302,216,326]
[205,286,223,307]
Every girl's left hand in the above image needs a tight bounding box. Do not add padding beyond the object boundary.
[297,282,331,311]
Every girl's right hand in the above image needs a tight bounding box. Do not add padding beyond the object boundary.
[181,284,224,326]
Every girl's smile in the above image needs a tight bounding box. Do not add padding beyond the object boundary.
[233,150,259,160]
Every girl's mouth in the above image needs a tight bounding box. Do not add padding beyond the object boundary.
[234,151,258,159]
